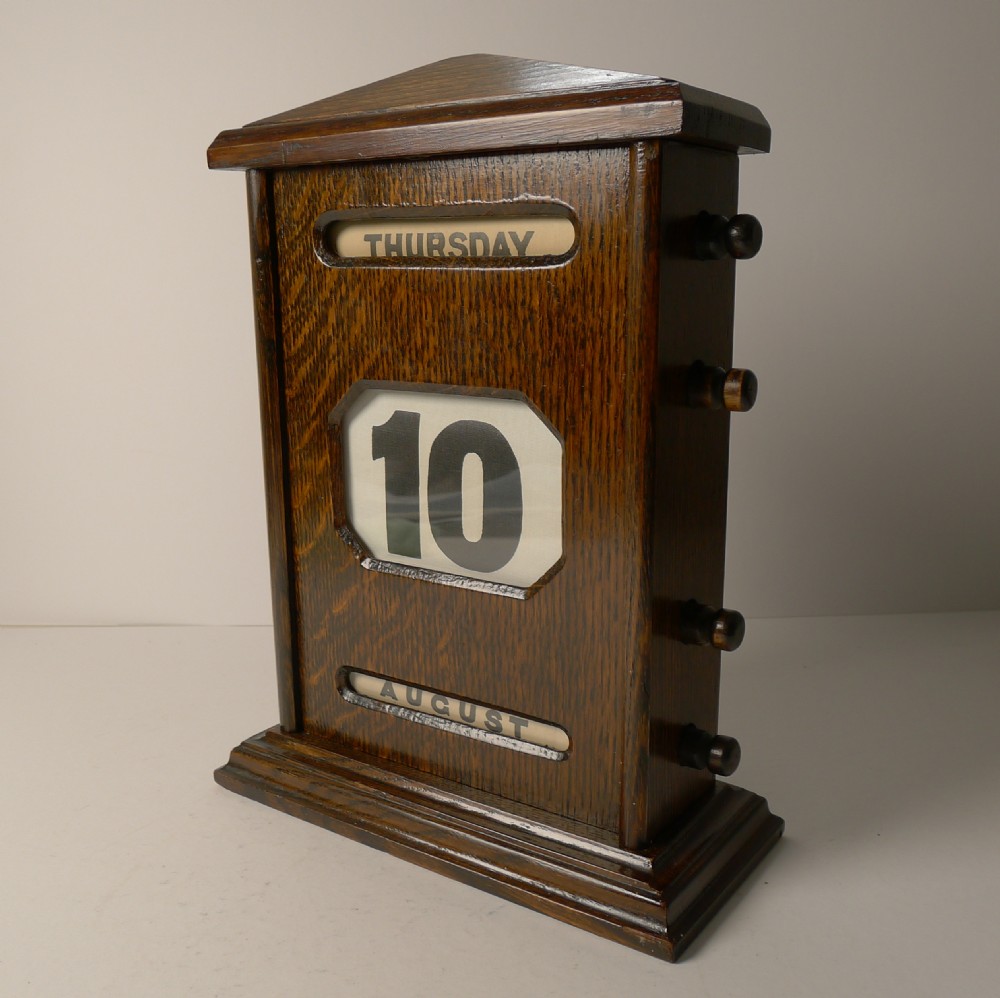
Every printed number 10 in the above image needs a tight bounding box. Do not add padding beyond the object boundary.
[371,410,524,573]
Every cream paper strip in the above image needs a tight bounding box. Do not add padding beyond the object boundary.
[348,671,570,753]
[329,216,575,260]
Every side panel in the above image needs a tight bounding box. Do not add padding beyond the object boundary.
[246,170,301,731]
[273,148,657,833]
[643,144,742,843]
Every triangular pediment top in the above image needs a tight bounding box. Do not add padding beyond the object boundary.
[208,54,769,170]
[250,54,676,130]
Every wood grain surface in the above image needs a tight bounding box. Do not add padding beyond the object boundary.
[251,53,672,127]
[243,138,754,851]
[212,60,780,957]
[207,54,770,170]
[274,146,656,835]
[245,170,301,731]
[642,143,742,843]
[217,726,784,962]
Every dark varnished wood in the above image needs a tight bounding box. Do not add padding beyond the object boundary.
[211,57,780,960]
[678,600,747,652]
[252,53,673,127]
[643,143,742,841]
[274,146,657,833]
[217,727,782,962]
[233,142,760,846]
[685,362,759,413]
[208,55,770,170]
[678,725,742,777]
[245,170,301,731]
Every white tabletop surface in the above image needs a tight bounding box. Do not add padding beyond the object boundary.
[3,613,999,997]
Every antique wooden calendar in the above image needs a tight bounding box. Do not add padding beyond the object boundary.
[208,54,782,961]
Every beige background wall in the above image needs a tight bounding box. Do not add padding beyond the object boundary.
[3,0,998,624]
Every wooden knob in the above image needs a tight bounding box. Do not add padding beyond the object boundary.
[678,724,742,777]
[680,600,746,652]
[686,362,758,412]
[694,211,763,260]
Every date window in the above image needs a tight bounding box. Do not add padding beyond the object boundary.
[335,384,563,594]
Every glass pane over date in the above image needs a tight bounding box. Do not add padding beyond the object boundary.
[340,386,563,590]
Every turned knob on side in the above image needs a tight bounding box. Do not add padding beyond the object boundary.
[686,362,758,412]
[694,211,764,260]
[680,600,746,652]
[679,724,742,777]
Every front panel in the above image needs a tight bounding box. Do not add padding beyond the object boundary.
[272,147,659,833]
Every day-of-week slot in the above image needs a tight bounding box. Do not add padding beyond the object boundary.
[328,216,575,260]
[347,671,570,753]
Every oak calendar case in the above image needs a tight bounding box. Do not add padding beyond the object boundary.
[208,54,782,961]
